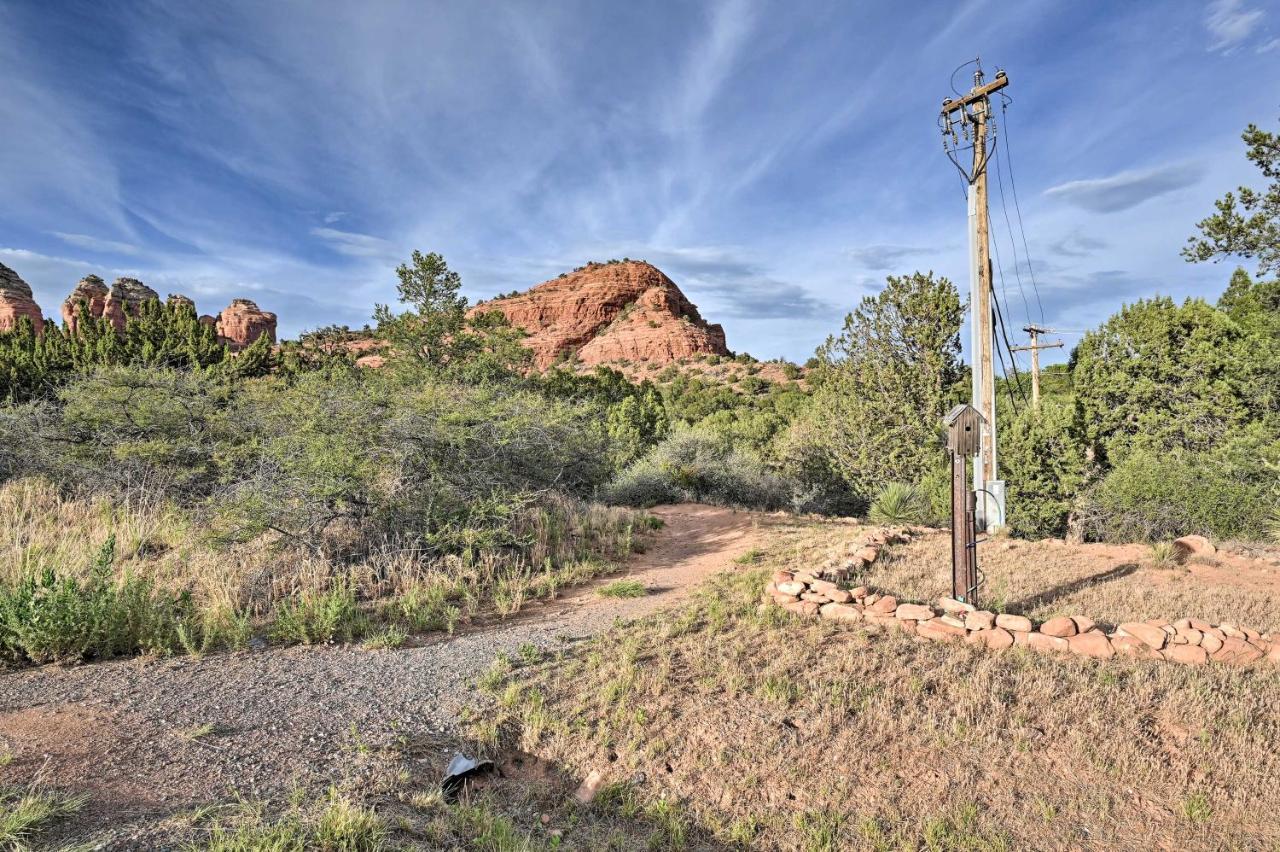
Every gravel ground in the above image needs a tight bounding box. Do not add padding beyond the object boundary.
[0,504,770,848]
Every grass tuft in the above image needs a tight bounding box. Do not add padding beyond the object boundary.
[596,579,646,599]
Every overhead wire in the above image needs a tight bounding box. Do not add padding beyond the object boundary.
[991,129,1034,327]
[998,93,1046,325]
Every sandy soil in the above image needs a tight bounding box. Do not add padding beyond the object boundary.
[0,503,776,848]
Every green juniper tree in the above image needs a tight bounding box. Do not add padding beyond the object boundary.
[1185,119,1280,276]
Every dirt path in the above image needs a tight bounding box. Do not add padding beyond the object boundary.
[0,504,772,847]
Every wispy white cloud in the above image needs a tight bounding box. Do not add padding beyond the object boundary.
[50,232,139,255]
[309,227,396,259]
[1043,163,1205,213]
[1205,0,1266,51]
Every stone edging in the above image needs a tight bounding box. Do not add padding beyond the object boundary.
[760,529,1280,668]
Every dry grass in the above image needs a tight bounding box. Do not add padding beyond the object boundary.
[0,478,649,655]
[479,521,1280,850]
[861,531,1280,632]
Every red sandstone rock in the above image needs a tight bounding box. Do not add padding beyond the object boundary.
[895,603,934,621]
[468,261,728,369]
[61,275,108,332]
[0,263,44,335]
[772,572,795,584]
[217,299,277,351]
[938,597,976,615]
[1199,632,1223,655]
[995,614,1032,633]
[103,278,159,331]
[1027,632,1069,653]
[917,619,967,641]
[983,627,1015,650]
[776,581,805,596]
[869,595,898,615]
[1040,616,1078,638]
[964,611,996,631]
[1173,535,1216,559]
[827,590,853,604]
[1111,635,1159,659]
[819,603,861,622]
[1163,645,1208,666]
[782,600,820,617]
[1067,631,1114,659]
[1071,616,1096,634]
[1118,622,1167,651]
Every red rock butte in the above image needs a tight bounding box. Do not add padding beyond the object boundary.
[0,263,277,351]
[0,263,45,335]
[469,260,729,369]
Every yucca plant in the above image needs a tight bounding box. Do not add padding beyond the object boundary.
[1149,541,1178,568]
[868,482,931,525]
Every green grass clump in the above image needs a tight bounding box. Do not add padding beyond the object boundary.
[0,788,86,848]
[270,582,367,645]
[597,579,646,598]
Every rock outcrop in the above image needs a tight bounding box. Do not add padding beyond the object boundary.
[0,263,45,334]
[216,299,277,351]
[63,276,159,332]
[469,260,729,369]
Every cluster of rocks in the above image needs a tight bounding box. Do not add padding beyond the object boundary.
[0,263,277,351]
[762,530,1279,668]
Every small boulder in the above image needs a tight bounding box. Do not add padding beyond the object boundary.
[984,627,1015,650]
[995,614,1033,633]
[868,595,898,615]
[896,603,934,621]
[776,581,805,596]
[938,597,976,615]
[1118,622,1167,651]
[1067,631,1114,659]
[1040,617,1078,638]
[1027,632,1069,653]
[827,589,853,604]
[819,602,862,622]
[917,619,967,642]
[1173,535,1216,560]
[1163,645,1208,666]
[964,611,996,632]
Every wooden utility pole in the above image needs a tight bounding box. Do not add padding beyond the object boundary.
[1011,325,1064,409]
[941,64,1008,530]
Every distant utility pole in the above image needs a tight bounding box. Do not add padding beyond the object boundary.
[941,61,1008,530]
[1011,325,1064,409]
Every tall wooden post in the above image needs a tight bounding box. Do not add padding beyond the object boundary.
[942,66,1008,531]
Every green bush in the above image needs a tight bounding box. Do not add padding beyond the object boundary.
[0,535,193,664]
[1077,430,1280,542]
[999,399,1088,538]
[868,482,931,525]
[605,429,790,510]
[270,582,367,645]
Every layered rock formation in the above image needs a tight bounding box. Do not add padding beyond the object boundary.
[215,299,277,351]
[56,272,277,349]
[0,263,45,334]
[62,276,159,332]
[469,261,729,369]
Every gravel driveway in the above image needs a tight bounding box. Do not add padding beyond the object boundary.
[0,503,770,846]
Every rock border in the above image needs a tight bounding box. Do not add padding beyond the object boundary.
[760,529,1279,668]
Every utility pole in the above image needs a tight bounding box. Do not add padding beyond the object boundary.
[941,62,1008,530]
[1011,325,1064,409]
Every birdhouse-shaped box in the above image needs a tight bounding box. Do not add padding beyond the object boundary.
[943,404,984,456]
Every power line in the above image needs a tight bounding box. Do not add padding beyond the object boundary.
[999,95,1046,325]
[992,134,1034,327]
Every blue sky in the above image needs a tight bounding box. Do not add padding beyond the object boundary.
[1,0,1277,364]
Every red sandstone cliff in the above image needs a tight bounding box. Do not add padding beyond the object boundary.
[0,263,45,335]
[469,261,729,369]
[216,299,277,351]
